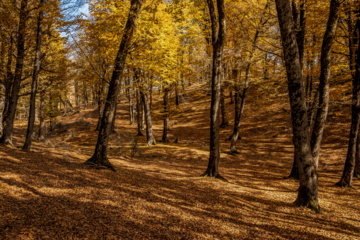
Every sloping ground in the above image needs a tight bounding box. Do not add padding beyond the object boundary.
[0,81,359,239]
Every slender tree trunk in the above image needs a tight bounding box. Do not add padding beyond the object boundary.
[84,0,143,171]
[23,0,44,151]
[96,79,104,131]
[336,15,360,187]
[162,82,169,143]
[2,35,14,126]
[83,81,88,109]
[355,132,360,178]
[220,87,229,128]
[0,0,29,146]
[229,88,234,104]
[75,81,80,108]
[229,1,269,152]
[140,90,156,146]
[136,87,143,136]
[202,0,226,179]
[310,0,341,169]
[230,80,248,153]
[38,93,46,141]
[276,0,319,211]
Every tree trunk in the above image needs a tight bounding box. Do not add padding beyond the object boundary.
[140,85,156,146]
[162,83,169,143]
[0,0,29,146]
[355,132,360,178]
[202,0,226,179]
[95,79,104,131]
[38,93,46,141]
[2,34,14,127]
[275,0,319,211]
[23,0,44,151]
[75,81,80,108]
[84,0,143,171]
[310,0,341,169]
[83,81,88,109]
[220,87,229,128]
[136,88,143,136]
[336,15,360,187]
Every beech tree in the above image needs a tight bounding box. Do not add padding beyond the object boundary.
[202,0,226,179]
[85,0,144,170]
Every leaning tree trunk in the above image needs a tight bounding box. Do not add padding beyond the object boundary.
[0,0,29,146]
[84,0,143,171]
[336,15,360,187]
[202,0,226,179]
[276,0,319,211]
[140,86,156,146]
[310,0,341,169]
[229,0,269,153]
[23,0,44,151]
[162,82,170,143]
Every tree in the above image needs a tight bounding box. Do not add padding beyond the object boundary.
[0,0,29,146]
[202,0,226,179]
[275,0,319,211]
[23,0,45,151]
[85,0,144,171]
[337,12,360,187]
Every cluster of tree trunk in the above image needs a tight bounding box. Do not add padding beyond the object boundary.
[275,0,343,211]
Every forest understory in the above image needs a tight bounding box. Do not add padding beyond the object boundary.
[0,82,359,240]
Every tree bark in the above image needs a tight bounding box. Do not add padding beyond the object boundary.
[310,0,342,169]
[95,79,105,131]
[336,15,360,187]
[38,93,46,141]
[220,87,229,128]
[140,82,156,146]
[2,34,14,127]
[136,87,143,136]
[23,0,45,151]
[162,82,169,143]
[84,0,143,171]
[275,0,319,211]
[202,0,226,179]
[0,0,29,146]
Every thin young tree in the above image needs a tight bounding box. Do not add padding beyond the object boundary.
[202,0,226,178]
[84,0,144,170]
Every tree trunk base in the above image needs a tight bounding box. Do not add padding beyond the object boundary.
[200,172,228,182]
[220,122,229,128]
[0,137,14,147]
[335,179,353,188]
[84,155,116,172]
[137,131,144,136]
[294,186,320,213]
[146,139,156,146]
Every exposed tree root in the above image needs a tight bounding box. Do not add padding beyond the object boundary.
[84,156,116,172]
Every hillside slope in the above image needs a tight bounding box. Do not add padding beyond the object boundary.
[0,81,359,239]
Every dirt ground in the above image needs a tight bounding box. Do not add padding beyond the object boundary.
[0,81,359,239]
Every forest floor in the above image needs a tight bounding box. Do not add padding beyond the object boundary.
[0,80,359,239]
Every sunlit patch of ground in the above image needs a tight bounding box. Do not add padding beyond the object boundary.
[1,82,359,239]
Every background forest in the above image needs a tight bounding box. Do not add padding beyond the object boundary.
[0,0,359,239]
